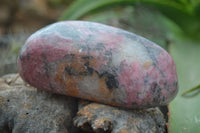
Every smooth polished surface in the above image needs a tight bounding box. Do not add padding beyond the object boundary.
[18,21,178,109]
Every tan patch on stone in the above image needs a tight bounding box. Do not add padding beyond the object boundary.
[55,62,79,97]
[127,118,136,124]
[113,109,120,115]
[118,129,130,133]
[93,117,112,129]
[21,104,31,109]
[77,105,94,121]
[20,114,29,119]
[55,55,113,102]
[143,61,152,69]
[0,96,5,103]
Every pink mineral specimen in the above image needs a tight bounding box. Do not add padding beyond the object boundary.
[17,21,178,109]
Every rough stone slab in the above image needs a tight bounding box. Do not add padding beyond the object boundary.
[74,102,166,133]
[0,73,166,133]
[0,73,79,133]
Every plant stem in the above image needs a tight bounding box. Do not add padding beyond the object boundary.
[182,84,200,96]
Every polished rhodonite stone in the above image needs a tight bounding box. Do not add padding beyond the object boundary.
[17,21,178,109]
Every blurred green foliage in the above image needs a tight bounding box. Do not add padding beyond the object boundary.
[60,0,200,39]
[60,0,200,132]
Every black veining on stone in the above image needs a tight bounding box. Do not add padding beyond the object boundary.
[63,54,119,90]
[99,72,119,90]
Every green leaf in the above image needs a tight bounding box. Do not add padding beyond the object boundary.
[168,36,200,132]
[59,0,200,38]
[182,84,200,96]
[59,0,190,20]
